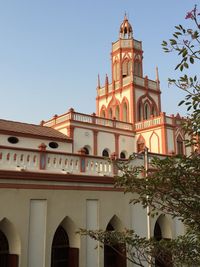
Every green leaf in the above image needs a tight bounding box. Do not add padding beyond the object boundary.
[190,57,194,64]
[178,100,185,106]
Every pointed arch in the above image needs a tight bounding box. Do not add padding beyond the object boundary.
[104,215,126,267]
[113,59,120,81]
[143,99,151,120]
[137,134,145,153]
[100,105,107,118]
[108,108,113,119]
[51,217,79,267]
[121,97,129,122]
[137,94,159,122]
[154,215,173,267]
[122,57,131,78]
[134,54,142,77]
[107,96,120,120]
[0,218,21,267]
[115,105,120,120]
[149,131,160,153]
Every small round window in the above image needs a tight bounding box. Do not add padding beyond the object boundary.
[49,142,59,149]
[8,136,19,144]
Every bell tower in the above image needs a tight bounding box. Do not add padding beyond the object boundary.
[96,15,161,125]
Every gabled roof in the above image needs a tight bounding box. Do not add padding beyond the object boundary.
[0,119,71,142]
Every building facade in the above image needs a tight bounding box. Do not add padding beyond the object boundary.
[0,16,188,267]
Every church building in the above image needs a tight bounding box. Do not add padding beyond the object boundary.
[0,16,188,267]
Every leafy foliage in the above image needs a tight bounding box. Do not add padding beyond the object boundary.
[162,5,200,146]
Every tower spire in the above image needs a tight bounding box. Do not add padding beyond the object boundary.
[156,66,159,81]
[156,66,160,90]
[97,74,100,88]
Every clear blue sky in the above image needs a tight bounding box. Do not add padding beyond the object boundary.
[0,0,198,124]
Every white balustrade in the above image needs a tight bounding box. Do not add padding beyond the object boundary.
[0,149,39,171]
[0,148,114,176]
[135,116,162,130]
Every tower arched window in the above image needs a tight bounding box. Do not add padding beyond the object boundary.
[100,109,106,118]
[114,62,120,81]
[138,102,142,121]
[108,108,113,119]
[115,105,120,120]
[177,135,184,155]
[152,106,157,117]
[123,102,128,122]
[144,103,150,120]
[122,59,130,78]
[134,61,142,77]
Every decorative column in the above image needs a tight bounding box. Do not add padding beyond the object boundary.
[115,133,119,158]
[38,143,47,170]
[93,129,98,156]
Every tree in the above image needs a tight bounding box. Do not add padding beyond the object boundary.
[81,6,200,267]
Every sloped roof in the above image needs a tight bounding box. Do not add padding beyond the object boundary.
[0,119,71,142]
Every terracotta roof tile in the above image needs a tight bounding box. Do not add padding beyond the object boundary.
[0,119,70,141]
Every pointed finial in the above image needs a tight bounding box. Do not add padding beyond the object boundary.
[105,74,109,86]
[97,74,100,88]
[156,66,159,81]
[124,12,127,20]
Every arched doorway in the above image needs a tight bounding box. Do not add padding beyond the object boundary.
[51,225,79,267]
[0,219,19,267]
[104,222,126,267]
[154,216,172,267]
[0,230,9,267]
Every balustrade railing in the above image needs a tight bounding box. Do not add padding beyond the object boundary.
[0,148,113,176]
[44,111,133,131]
[135,116,162,130]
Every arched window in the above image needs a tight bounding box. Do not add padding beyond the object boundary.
[115,106,120,120]
[134,61,142,77]
[123,102,128,122]
[0,230,9,267]
[101,109,106,118]
[177,135,184,155]
[152,106,157,117]
[120,151,126,159]
[102,149,109,158]
[122,59,131,78]
[51,226,69,267]
[108,108,113,119]
[114,62,120,81]
[137,135,145,153]
[83,146,90,155]
[154,219,172,267]
[144,103,150,120]
[104,223,126,267]
[138,102,142,121]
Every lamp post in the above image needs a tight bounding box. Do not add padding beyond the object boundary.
[144,147,152,267]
